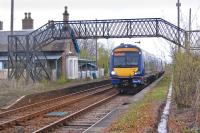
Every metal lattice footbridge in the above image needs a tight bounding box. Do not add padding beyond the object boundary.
[8,18,200,81]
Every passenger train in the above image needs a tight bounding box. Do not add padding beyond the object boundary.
[110,43,165,92]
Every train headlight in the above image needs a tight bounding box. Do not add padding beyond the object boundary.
[111,71,117,75]
[135,71,141,75]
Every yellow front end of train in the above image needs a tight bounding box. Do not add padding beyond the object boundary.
[113,67,138,77]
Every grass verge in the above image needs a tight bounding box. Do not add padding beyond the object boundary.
[107,75,171,133]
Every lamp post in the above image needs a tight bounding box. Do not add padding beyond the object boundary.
[95,19,98,68]
[176,0,181,52]
[11,0,14,35]
[8,0,14,79]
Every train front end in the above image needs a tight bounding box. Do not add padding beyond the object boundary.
[110,44,144,90]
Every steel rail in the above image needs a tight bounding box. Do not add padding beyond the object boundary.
[33,92,118,133]
[0,84,110,118]
[0,85,112,130]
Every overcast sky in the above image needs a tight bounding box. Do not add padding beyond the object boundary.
[0,0,199,30]
[0,0,200,62]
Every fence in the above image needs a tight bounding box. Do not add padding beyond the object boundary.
[78,68,104,79]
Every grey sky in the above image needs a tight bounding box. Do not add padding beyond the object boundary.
[0,0,200,62]
[0,0,199,30]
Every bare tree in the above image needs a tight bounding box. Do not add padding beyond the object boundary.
[78,39,96,59]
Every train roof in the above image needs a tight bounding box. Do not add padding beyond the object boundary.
[113,43,163,61]
[113,43,142,51]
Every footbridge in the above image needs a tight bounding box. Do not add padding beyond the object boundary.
[8,18,200,81]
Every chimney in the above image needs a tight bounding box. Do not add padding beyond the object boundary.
[25,12,28,19]
[48,20,54,27]
[28,12,31,19]
[0,21,3,30]
[22,12,34,30]
[63,6,69,21]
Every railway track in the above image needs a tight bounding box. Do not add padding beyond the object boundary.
[0,84,113,132]
[34,92,120,133]
[0,78,160,133]
[41,95,129,133]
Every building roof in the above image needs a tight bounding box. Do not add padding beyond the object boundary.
[0,45,8,52]
[41,40,72,52]
[0,30,74,52]
[0,30,32,52]
[0,30,32,45]
[0,51,63,61]
[79,63,97,70]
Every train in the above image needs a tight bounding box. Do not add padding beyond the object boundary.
[109,43,165,93]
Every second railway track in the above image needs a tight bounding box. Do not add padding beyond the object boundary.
[0,84,113,132]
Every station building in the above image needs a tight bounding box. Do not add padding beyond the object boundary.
[0,7,101,80]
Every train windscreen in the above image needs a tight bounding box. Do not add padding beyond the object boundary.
[113,52,139,67]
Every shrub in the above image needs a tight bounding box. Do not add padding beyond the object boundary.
[173,52,200,108]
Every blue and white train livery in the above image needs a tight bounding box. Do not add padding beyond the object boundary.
[110,43,164,91]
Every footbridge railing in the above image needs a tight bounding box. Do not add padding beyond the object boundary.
[8,18,200,81]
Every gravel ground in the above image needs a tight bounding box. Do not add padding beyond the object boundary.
[0,78,106,108]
